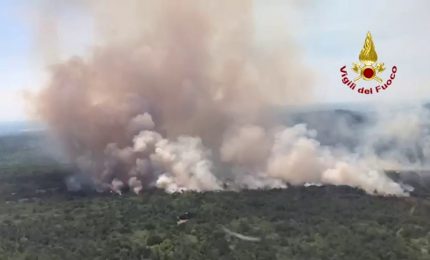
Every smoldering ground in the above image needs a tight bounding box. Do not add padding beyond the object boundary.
[29,0,430,196]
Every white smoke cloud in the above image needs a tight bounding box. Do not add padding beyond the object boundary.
[29,0,427,197]
[150,135,222,192]
[223,124,409,196]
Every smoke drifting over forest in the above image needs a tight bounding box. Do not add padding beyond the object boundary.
[31,0,430,196]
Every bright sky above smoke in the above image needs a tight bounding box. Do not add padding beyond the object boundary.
[0,0,429,121]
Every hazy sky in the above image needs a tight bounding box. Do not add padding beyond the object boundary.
[0,0,429,121]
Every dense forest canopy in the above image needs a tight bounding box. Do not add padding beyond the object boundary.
[0,133,429,259]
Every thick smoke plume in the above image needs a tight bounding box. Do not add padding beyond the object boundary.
[32,0,418,196]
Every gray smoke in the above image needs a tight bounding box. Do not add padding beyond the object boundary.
[30,0,425,196]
